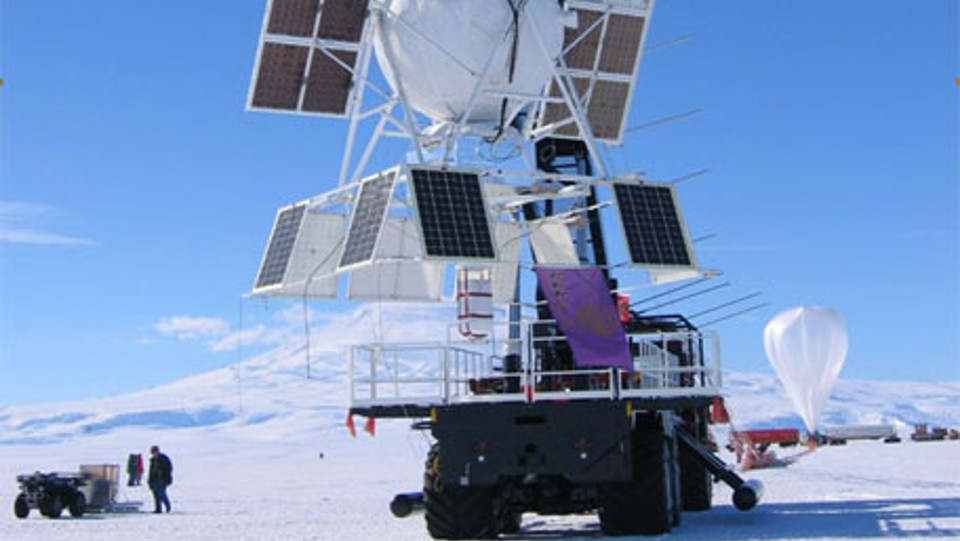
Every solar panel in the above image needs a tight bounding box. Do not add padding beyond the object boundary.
[255,203,307,289]
[266,0,317,37]
[316,0,367,42]
[539,1,653,144]
[408,167,497,261]
[613,182,697,269]
[338,168,398,269]
[248,0,371,117]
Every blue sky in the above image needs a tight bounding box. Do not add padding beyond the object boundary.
[1,1,957,406]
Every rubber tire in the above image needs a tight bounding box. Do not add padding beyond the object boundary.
[423,445,497,540]
[69,491,86,517]
[598,418,674,536]
[679,409,713,512]
[679,445,713,511]
[41,495,63,519]
[14,494,29,519]
[666,435,683,527]
[499,511,522,534]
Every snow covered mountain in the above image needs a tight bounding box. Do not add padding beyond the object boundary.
[1,301,956,446]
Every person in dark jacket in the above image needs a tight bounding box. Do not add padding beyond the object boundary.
[127,453,138,486]
[147,445,173,513]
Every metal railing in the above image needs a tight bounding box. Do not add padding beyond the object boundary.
[349,318,722,410]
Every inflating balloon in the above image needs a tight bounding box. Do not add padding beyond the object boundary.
[763,306,848,433]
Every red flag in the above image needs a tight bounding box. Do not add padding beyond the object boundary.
[345,413,357,438]
[364,416,376,436]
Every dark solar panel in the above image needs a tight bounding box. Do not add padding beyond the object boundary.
[302,49,356,113]
[251,43,309,110]
[562,9,602,71]
[255,203,307,289]
[598,14,645,75]
[316,0,367,42]
[541,5,650,144]
[614,183,694,267]
[586,80,631,141]
[250,0,369,117]
[267,0,319,37]
[339,170,397,268]
[540,78,588,138]
[409,168,496,260]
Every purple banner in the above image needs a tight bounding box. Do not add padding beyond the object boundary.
[536,267,632,372]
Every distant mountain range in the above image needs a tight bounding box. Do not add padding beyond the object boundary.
[2,303,957,446]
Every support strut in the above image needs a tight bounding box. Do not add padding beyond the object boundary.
[675,426,763,511]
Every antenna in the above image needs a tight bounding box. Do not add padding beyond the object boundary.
[625,108,703,134]
[635,281,732,314]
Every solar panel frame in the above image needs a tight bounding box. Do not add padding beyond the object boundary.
[613,181,697,270]
[407,166,498,262]
[254,202,308,290]
[338,167,399,270]
[248,0,371,117]
[539,0,653,144]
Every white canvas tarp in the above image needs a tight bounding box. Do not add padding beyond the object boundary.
[347,217,445,301]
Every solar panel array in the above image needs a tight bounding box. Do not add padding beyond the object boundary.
[255,202,307,289]
[613,182,696,268]
[248,0,370,117]
[339,169,398,269]
[540,0,652,144]
[408,167,497,261]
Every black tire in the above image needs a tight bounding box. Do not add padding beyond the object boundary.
[679,412,713,512]
[598,416,674,536]
[14,494,29,519]
[666,434,682,527]
[679,444,712,511]
[69,491,86,517]
[498,511,522,534]
[41,495,63,519]
[423,445,497,540]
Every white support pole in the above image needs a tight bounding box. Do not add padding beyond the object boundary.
[338,15,378,186]
[372,9,425,164]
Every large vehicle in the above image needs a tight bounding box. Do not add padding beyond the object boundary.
[819,424,901,444]
[245,0,761,536]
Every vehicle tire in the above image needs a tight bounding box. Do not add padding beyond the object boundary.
[680,410,713,512]
[423,444,497,540]
[680,445,712,511]
[41,495,63,519]
[69,491,86,517]
[666,434,682,527]
[14,494,29,519]
[598,415,672,536]
[498,511,522,534]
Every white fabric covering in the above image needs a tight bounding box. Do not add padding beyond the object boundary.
[347,216,445,301]
[492,221,522,304]
[528,218,578,265]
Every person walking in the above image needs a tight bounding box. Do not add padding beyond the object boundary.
[147,445,173,513]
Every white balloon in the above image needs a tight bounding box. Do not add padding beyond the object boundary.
[763,306,848,432]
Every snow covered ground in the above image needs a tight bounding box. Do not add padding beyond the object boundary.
[1,310,958,540]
